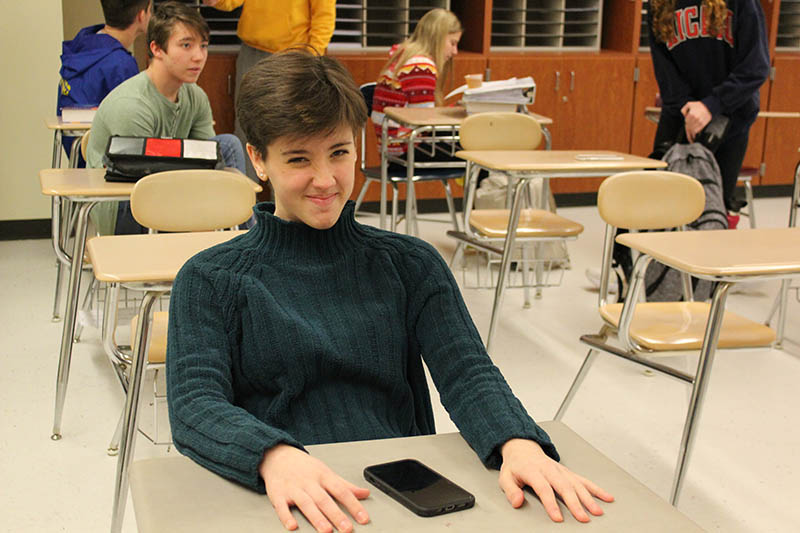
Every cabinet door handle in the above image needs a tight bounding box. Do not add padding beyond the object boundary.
[570,71,575,92]
[555,71,560,92]
[227,75,232,96]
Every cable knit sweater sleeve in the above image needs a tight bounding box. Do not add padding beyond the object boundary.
[397,238,559,467]
[167,259,304,492]
[167,203,558,493]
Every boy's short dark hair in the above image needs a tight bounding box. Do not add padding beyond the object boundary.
[101,0,152,30]
[237,49,368,159]
[147,1,210,57]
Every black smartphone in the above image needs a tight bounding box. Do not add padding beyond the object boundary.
[363,459,475,517]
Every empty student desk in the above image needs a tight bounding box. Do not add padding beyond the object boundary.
[40,168,134,442]
[380,106,553,232]
[129,421,701,532]
[616,227,800,503]
[45,116,92,168]
[454,150,667,351]
[86,230,248,533]
[41,169,259,444]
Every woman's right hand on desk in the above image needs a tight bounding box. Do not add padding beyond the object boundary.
[259,444,371,532]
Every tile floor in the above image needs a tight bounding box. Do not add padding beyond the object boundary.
[1,197,798,532]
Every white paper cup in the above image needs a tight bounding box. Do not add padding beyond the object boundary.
[465,74,483,88]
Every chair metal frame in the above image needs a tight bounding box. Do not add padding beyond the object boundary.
[354,82,465,233]
[51,130,93,322]
[767,157,800,346]
[554,170,775,506]
[736,170,757,228]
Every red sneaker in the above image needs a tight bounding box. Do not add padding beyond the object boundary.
[727,213,740,229]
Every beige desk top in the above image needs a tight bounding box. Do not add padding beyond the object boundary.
[44,116,93,131]
[40,168,132,197]
[456,150,667,173]
[617,228,800,278]
[40,168,262,198]
[129,421,700,533]
[383,106,553,126]
[87,230,246,283]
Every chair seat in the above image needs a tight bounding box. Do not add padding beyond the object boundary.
[469,208,584,238]
[600,301,775,351]
[130,311,168,364]
[363,165,464,183]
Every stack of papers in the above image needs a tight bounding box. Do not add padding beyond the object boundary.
[445,77,536,114]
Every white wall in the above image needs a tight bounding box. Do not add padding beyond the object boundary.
[0,2,64,221]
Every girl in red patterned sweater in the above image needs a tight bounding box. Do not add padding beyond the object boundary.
[372,9,462,158]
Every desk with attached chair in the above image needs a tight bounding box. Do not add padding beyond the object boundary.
[452,151,667,352]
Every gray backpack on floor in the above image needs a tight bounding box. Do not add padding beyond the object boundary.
[645,143,728,302]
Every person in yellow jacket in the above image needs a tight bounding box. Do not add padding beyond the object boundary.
[202,0,336,181]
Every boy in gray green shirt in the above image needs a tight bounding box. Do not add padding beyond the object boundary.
[87,1,244,234]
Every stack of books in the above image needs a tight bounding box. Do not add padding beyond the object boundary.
[446,77,536,114]
[60,106,98,123]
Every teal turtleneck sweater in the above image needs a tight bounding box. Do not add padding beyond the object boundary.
[167,201,558,492]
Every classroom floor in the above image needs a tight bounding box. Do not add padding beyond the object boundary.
[1,196,798,532]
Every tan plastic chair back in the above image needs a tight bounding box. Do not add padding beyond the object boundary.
[131,169,256,232]
[598,171,705,230]
[459,112,543,151]
[80,129,91,160]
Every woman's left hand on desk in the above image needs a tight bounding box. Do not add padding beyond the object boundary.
[499,438,614,523]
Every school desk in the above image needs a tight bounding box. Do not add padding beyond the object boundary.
[379,106,553,233]
[616,227,800,504]
[453,150,667,352]
[85,230,248,533]
[40,168,259,445]
[45,116,92,168]
[128,421,702,532]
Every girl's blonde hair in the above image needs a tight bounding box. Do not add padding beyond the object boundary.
[651,0,728,44]
[379,8,462,105]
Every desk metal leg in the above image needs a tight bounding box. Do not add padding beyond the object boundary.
[542,126,552,151]
[111,290,161,533]
[670,282,731,506]
[405,130,418,236]
[775,279,791,350]
[773,164,800,347]
[486,179,527,352]
[51,200,95,440]
[51,196,68,321]
[52,130,62,169]
[380,118,389,230]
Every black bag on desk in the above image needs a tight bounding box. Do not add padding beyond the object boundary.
[103,136,222,182]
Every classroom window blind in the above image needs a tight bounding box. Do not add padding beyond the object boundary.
[491,0,602,50]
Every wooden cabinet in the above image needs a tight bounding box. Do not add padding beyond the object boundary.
[763,54,800,185]
[196,53,237,134]
[488,52,635,193]
[197,0,795,200]
[629,54,659,158]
